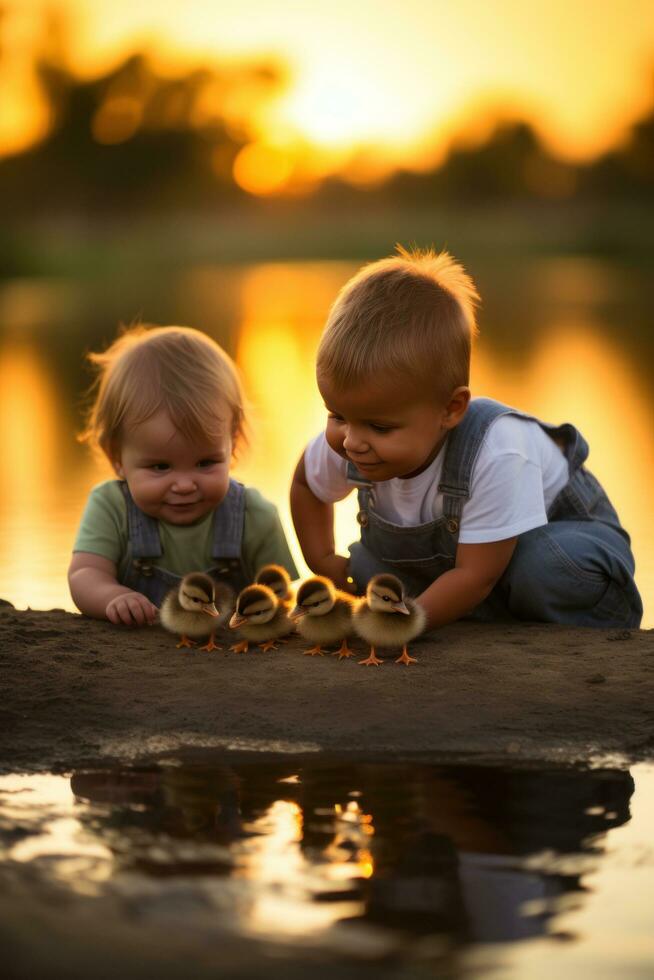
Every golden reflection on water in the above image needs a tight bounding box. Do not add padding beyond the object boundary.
[233,260,361,578]
[236,797,363,938]
[0,774,113,893]
[0,340,106,611]
[0,260,651,624]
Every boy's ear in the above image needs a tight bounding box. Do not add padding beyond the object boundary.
[443,387,471,429]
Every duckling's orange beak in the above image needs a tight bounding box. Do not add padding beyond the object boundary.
[289,605,304,621]
[203,603,219,617]
[392,601,410,615]
[229,612,246,629]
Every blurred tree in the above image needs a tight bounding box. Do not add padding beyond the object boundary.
[0,8,284,216]
[381,120,577,206]
[1,3,653,224]
[581,78,654,200]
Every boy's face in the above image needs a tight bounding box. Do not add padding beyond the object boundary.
[113,409,232,525]
[319,374,466,481]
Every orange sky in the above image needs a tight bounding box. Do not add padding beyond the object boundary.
[2,0,654,170]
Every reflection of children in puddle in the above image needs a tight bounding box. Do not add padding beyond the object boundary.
[452,766,634,942]
[70,763,635,948]
[70,767,243,857]
[70,763,302,851]
[305,764,635,945]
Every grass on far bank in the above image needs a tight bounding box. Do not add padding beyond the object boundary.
[1,200,652,279]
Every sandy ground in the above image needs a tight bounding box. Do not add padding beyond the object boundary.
[2,601,653,773]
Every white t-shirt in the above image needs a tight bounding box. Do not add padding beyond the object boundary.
[303,415,569,544]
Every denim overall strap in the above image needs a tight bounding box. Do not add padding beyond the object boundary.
[438,397,517,531]
[120,480,162,559]
[345,462,375,531]
[207,478,250,592]
[118,481,179,605]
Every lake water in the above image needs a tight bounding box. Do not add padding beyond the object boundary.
[0,256,652,622]
[2,757,653,977]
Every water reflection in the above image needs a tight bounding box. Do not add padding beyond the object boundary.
[0,257,651,622]
[2,762,651,974]
[60,761,635,951]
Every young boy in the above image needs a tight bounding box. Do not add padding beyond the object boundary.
[290,247,642,630]
[69,325,297,627]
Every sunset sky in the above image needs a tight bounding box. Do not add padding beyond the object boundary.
[2,0,654,172]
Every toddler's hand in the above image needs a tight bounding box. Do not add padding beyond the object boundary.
[315,554,357,594]
[106,591,158,627]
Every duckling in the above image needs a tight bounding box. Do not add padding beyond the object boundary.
[160,573,234,651]
[353,573,426,666]
[254,564,295,643]
[228,583,294,653]
[290,576,356,658]
[255,564,294,609]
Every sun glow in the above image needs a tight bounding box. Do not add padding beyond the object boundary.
[2,0,654,168]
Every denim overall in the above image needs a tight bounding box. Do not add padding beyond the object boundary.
[347,398,643,628]
[117,478,251,607]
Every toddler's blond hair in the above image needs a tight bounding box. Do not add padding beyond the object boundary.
[80,324,247,461]
[317,246,479,402]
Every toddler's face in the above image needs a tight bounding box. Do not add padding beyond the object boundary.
[319,374,453,482]
[113,409,232,525]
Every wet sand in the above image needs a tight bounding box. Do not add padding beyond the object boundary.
[2,602,653,772]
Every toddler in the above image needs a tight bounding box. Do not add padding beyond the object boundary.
[290,247,642,629]
[69,324,298,626]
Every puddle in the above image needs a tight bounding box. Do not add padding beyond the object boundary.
[1,758,653,977]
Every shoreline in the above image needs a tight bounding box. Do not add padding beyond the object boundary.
[2,603,653,774]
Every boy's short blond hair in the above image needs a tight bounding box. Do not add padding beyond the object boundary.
[81,325,247,461]
[317,246,479,402]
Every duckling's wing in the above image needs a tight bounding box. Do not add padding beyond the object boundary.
[159,589,182,632]
[352,604,384,643]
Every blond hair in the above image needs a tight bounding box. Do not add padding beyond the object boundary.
[317,246,479,401]
[80,324,247,461]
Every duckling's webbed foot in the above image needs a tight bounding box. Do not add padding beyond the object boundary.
[230,640,249,653]
[198,633,222,652]
[359,646,383,666]
[258,640,279,652]
[334,640,354,660]
[176,634,196,649]
[304,645,324,656]
[395,644,418,666]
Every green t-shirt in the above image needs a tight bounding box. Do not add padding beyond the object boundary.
[73,480,298,583]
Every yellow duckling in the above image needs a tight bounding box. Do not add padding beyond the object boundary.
[290,576,356,658]
[254,564,295,645]
[160,573,234,651]
[255,564,294,610]
[228,583,294,653]
[353,573,426,666]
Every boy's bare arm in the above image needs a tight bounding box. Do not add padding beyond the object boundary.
[290,453,353,591]
[417,538,517,629]
[68,552,158,626]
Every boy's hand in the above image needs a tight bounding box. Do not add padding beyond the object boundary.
[106,591,158,627]
[314,554,357,594]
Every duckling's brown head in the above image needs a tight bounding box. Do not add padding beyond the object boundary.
[291,576,335,619]
[366,574,410,615]
[229,584,277,628]
[255,564,292,600]
[179,573,219,616]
